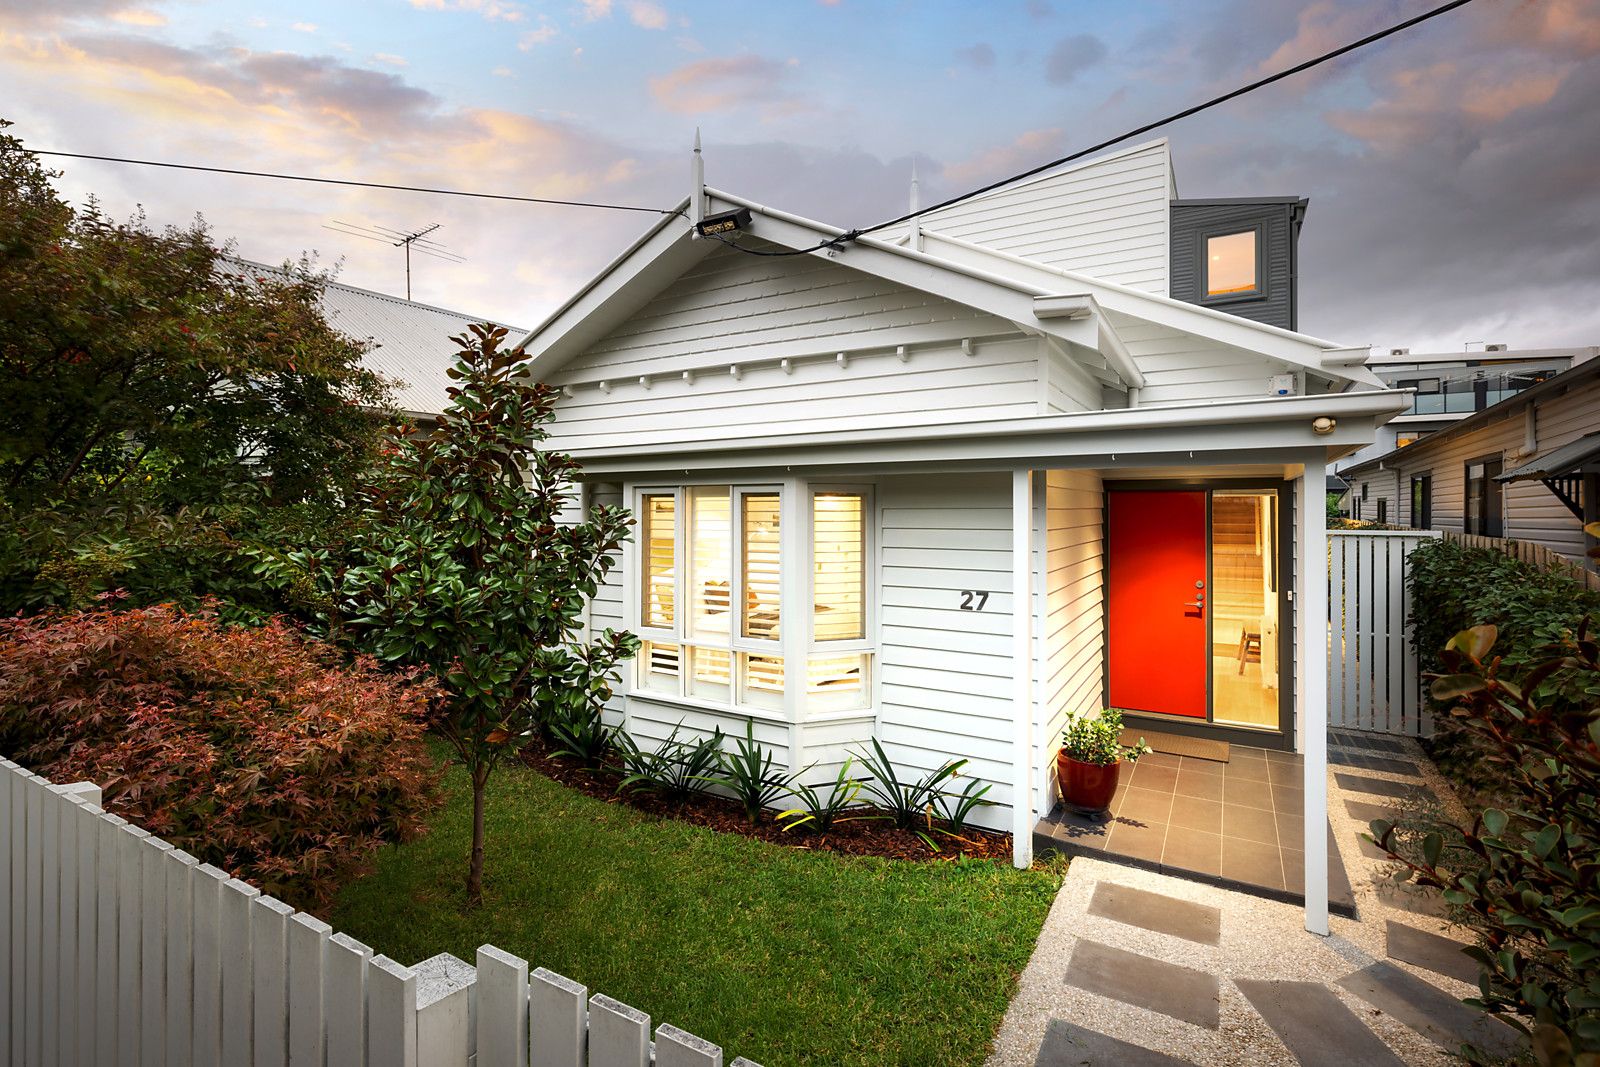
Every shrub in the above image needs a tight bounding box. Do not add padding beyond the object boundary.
[1407,537,1600,802]
[546,700,615,770]
[706,719,802,824]
[614,724,723,803]
[853,738,967,831]
[0,603,442,909]
[778,758,882,835]
[936,777,996,835]
[1061,707,1151,767]
[1370,623,1600,1060]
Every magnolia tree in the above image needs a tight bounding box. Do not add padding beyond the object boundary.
[322,324,636,905]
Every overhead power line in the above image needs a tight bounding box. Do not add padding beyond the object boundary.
[28,150,677,216]
[26,0,1478,255]
[715,0,1481,257]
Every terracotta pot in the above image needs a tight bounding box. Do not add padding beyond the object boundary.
[1057,752,1121,815]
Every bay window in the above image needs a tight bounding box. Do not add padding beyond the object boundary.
[634,483,872,715]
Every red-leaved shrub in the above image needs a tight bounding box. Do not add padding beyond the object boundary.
[0,602,443,909]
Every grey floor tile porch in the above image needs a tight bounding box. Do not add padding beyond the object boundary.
[1033,746,1356,914]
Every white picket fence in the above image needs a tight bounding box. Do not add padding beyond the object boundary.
[0,756,761,1067]
[1326,529,1442,736]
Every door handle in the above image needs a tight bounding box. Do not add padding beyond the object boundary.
[1184,600,1205,610]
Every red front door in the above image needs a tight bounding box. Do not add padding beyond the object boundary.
[1107,490,1208,718]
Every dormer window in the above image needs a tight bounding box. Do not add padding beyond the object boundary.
[1205,229,1260,297]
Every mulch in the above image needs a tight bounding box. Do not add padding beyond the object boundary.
[518,736,1013,863]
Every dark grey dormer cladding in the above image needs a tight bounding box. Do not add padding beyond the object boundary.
[1169,198,1307,332]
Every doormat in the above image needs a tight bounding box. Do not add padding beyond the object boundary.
[1121,727,1230,763]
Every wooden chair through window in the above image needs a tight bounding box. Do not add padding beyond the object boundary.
[1236,625,1262,674]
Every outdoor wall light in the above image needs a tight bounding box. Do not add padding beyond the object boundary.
[695,207,751,237]
[1312,416,1337,435]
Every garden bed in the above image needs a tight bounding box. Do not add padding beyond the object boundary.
[519,736,1014,863]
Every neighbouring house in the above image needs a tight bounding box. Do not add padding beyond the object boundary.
[232,258,525,421]
[1335,344,1597,496]
[1341,354,1600,567]
[518,138,1408,932]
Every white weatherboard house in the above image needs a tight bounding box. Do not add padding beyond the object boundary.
[518,140,1408,933]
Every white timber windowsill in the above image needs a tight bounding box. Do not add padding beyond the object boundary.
[626,691,877,727]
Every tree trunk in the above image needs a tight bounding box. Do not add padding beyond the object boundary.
[466,764,489,907]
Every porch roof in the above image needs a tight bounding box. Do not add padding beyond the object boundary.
[1497,431,1600,482]
[567,388,1411,476]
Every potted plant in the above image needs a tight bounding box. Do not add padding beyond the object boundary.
[1057,708,1151,815]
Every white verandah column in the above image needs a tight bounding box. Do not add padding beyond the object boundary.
[1011,468,1035,869]
[1297,455,1330,935]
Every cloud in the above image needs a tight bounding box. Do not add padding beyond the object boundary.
[290,22,317,33]
[491,65,512,76]
[628,1,667,29]
[371,53,407,67]
[0,0,132,24]
[941,126,1064,185]
[0,23,680,325]
[1044,33,1105,85]
[580,0,611,20]
[1169,0,1600,350]
[649,54,810,117]
[518,18,558,48]
[1026,0,1052,17]
[954,42,995,70]
[109,8,166,26]
[409,0,526,22]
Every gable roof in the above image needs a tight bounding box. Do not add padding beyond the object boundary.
[233,259,525,417]
[515,186,1379,392]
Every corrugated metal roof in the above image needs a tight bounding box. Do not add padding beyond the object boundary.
[231,259,525,417]
[1498,431,1600,482]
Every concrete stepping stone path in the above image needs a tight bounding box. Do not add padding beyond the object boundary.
[1337,961,1524,1060]
[1387,921,1479,985]
[1064,939,1220,1030]
[1033,1020,1194,1066]
[1086,883,1222,946]
[1235,979,1406,1067]
[1334,772,1435,801]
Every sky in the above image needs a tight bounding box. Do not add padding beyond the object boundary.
[2,0,1597,352]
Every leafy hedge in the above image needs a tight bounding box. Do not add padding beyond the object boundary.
[1373,624,1600,1059]
[1410,538,1600,679]
[1410,537,1600,779]
[0,603,443,908]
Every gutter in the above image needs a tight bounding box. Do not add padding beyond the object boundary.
[564,388,1411,462]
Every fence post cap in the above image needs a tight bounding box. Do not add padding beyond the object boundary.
[413,952,476,1011]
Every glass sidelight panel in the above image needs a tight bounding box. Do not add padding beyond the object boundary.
[1210,490,1279,729]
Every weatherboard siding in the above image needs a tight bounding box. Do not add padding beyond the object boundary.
[1110,310,1285,405]
[545,242,1044,451]
[916,141,1173,295]
[875,472,1018,828]
[1036,470,1105,809]
[1170,201,1300,332]
[588,482,628,725]
[1379,382,1598,562]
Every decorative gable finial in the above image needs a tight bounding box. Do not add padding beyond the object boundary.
[908,156,923,252]
[690,127,705,231]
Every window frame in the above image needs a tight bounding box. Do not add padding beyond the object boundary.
[1410,473,1433,529]
[1464,455,1505,537]
[625,479,878,720]
[1198,222,1267,305]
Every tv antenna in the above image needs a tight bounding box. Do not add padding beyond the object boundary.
[322,219,466,300]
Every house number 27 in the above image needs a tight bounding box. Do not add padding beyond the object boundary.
[959,590,990,611]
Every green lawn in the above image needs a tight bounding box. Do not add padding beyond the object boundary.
[332,754,1061,1067]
